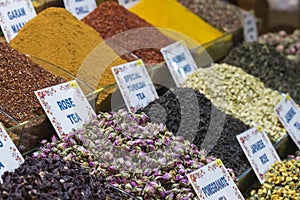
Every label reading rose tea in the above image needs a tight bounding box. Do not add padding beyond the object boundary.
[0,0,36,42]
[112,59,158,113]
[187,159,244,200]
[0,123,24,183]
[237,126,280,183]
[35,80,95,138]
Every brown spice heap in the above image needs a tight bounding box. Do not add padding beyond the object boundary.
[10,7,126,93]
[82,1,174,64]
[0,42,65,128]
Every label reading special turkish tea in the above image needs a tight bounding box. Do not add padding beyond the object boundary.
[275,94,300,149]
[237,126,280,183]
[187,159,244,200]
[112,59,158,113]
[63,0,97,20]
[0,123,24,183]
[35,80,95,138]
[161,41,198,87]
[0,0,36,42]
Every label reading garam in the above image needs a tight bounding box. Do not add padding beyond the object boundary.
[0,0,36,42]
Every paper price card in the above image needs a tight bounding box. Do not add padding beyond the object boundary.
[237,126,280,184]
[0,0,36,42]
[161,41,198,87]
[242,11,257,42]
[187,159,244,200]
[63,0,97,20]
[112,59,158,113]
[275,94,300,149]
[118,0,140,9]
[35,80,95,138]
[0,124,24,183]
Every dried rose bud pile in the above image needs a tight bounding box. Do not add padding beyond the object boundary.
[0,157,128,200]
[259,30,300,63]
[33,109,234,199]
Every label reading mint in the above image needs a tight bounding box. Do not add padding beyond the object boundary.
[0,123,24,183]
[112,59,158,113]
[187,159,244,200]
[237,126,280,184]
[0,0,36,42]
[275,94,300,149]
[161,41,198,87]
[35,80,95,138]
[118,0,140,9]
[63,0,97,20]
[242,11,257,42]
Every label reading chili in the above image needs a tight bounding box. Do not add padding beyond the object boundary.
[118,0,140,9]
[63,0,97,20]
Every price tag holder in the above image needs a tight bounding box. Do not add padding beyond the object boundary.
[0,124,24,183]
[237,126,280,184]
[63,0,97,20]
[242,11,257,42]
[161,41,198,87]
[35,80,95,138]
[187,159,244,200]
[112,59,158,113]
[118,0,140,9]
[275,94,300,149]
[0,0,36,42]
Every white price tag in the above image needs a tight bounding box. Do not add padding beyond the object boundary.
[242,11,257,42]
[112,59,158,113]
[0,0,36,42]
[237,126,280,184]
[118,0,140,9]
[161,41,198,87]
[0,124,24,183]
[275,94,300,149]
[35,80,95,138]
[63,0,97,20]
[187,159,244,200]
